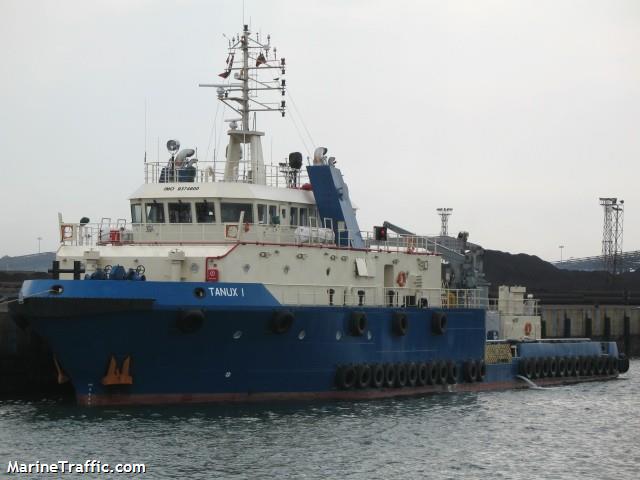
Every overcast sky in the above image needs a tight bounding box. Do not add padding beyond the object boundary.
[1,0,638,261]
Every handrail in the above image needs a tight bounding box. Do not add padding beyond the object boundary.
[144,160,310,188]
[58,220,444,254]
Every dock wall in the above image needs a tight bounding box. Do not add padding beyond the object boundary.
[540,305,640,356]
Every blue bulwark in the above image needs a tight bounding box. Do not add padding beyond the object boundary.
[307,164,365,248]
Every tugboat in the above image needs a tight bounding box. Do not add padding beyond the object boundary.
[10,24,629,406]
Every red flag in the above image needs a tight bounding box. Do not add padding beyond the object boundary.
[256,53,267,67]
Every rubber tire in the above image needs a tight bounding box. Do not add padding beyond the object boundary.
[548,357,558,377]
[523,358,535,379]
[437,361,448,385]
[349,312,367,336]
[335,365,356,390]
[447,361,458,385]
[270,310,294,334]
[618,354,630,373]
[371,364,384,388]
[580,356,590,376]
[565,357,575,377]
[417,363,428,386]
[395,363,408,388]
[383,363,396,388]
[557,357,566,377]
[596,356,605,375]
[542,357,550,378]
[477,360,486,382]
[533,358,542,379]
[427,362,438,385]
[177,309,205,334]
[392,312,408,336]
[407,362,418,387]
[463,360,478,382]
[431,312,447,335]
[356,364,372,389]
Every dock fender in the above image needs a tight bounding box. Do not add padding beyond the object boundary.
[335,365,356,390]
[395,363,408,388]
[356,364,372,389]
[618,354,630,373]
[392,312,408,336]
[383,363,396,388]
[437,361,449,385]
[463,360,478,382]
[447,361,458,384]
[407,362,418,387]
[176,309,205,334]
[417,363,428,386]
[548,357,558,377]
[557,357,567,377]
[349,311,367,336]
[431,311,447,335]
[477,360,486,382]
[371,364,385,388]
[270,310,295,334]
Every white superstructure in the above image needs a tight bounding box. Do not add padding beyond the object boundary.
[53,24,489,310]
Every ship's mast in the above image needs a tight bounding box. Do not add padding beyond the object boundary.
[199,24,286,185]
[241,24,250,132]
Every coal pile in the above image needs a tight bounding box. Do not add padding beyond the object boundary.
[484,250,640,305]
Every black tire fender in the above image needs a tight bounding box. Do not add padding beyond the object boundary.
[176,309,205,334]
[335,365,356,390]
[392,312,409,336]
[431,311,447,335]
[349,311,367,336]
[270,310,294,334]
[371,364,385,388]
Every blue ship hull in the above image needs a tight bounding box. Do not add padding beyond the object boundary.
[10,279,624,406]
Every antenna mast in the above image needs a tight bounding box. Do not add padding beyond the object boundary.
[199,24,286,185]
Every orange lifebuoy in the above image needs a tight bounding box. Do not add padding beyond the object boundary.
[524,322,533,336]
[396,271,407,287]
[60,224,73,241]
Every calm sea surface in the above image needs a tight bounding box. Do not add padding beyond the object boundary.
[1,361,638,479]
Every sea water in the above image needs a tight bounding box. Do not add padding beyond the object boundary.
[1,361,638,479]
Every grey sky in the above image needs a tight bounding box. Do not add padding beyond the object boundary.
[1,0,638,261]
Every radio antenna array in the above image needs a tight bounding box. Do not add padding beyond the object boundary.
[199,24,286,132]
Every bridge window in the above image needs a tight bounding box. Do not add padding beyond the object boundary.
[300,208,308,227]
[196,201,215,223]
[131,204,142,224]
[290,207,299,226]
[269,205,278,224]
[145,203,165,223]
[221,202,254,223]
[168,203,192,223]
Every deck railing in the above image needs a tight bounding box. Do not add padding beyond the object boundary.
[59,220,443,253]
[144,160,310,188]
[264,284,488,309]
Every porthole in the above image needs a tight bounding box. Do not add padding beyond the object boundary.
[298,330,306,340]
[194,287,205,299]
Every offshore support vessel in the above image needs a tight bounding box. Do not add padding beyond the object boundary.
[10,24,629,406]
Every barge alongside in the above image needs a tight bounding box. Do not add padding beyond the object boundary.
[10,24,629,406]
